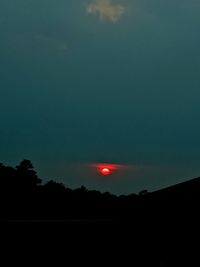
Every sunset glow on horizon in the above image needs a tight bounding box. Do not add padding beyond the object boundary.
[91,163,123,176]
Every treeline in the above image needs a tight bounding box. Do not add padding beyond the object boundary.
[0,159,142,220]
[1,159,200,224]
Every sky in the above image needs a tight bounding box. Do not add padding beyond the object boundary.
[0,0,200,195]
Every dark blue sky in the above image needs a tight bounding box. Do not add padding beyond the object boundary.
[1,0,200,194]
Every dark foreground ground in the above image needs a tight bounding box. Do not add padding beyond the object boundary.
[2,215,199,267]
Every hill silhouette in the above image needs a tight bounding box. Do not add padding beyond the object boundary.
[0,159,200,223]
[1,159,200,265]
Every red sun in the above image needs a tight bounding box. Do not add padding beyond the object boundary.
[91,162,123,176]
[101,167,111,176]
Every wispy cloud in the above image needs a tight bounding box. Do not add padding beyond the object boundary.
[87,0,125,23]
[34,34,68,51]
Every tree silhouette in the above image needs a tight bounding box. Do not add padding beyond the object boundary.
[43,180,66,193]
[16,159,41,191]
[139,190,148,196]
[0,163,16,192]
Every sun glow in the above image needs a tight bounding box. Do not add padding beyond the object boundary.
[101,167,111,175]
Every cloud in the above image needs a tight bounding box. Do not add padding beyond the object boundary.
[34,34,68,51]
[87,0,125,23]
